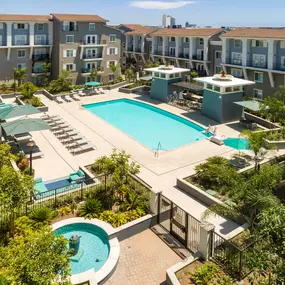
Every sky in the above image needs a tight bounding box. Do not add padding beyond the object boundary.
[0,0,285,27]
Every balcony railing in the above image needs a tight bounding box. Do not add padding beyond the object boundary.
[135,48,141,53]
[230,58,242,65]
[127,46,133,51]
[0,41,7,46]
[32,54,50,61]
[192,54,204,60]
[178,53,189,59]
[14,40,29,46]
[34,39,49,45]
[81,40,107,45]
[82,67,104,73]
[32,67,49,74]
[153,50,163,55]
[83,53,103,59]
[164,51,175,57]
[251,61,267,68]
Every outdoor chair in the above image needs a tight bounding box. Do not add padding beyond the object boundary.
[72,94,80,101]
[55,97,64,104]
[210,135,225,146]
[78,90,87,97]
[98,88,105,94]
[64,95,72,102]
[69,169,85,183]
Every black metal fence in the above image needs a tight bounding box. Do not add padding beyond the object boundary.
[0,174,107,231]
[157,193,201,253]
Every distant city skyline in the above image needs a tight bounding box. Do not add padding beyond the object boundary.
[0,0,285,27]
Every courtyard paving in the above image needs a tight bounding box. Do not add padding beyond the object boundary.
[105,229,181,285]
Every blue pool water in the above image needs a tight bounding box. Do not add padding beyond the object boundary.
[45,179,70,191]
[55,223,110,275]
[83,99,210,150]
[224,138,249,150]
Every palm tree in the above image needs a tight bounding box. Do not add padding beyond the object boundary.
[120,191,143,211]
[0,83,8,94]
[109,63,120,81]
[90,68,99,82]
[125,67,135,83]
[40,62,51,87]
[13,67,27,87]
[78,198,102,219]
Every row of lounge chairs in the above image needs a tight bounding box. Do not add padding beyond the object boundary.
[8,133,43,159]
[55,88,106,104]
[41,114,95,155]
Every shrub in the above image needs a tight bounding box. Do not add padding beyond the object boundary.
[191,263,218,285]
[78,198,102,219]
[58,206,71,217]
[28,96,42,107]
[29,207,53,224]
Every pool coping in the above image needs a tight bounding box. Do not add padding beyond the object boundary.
[52,218,119,285]
[81,97,211,155]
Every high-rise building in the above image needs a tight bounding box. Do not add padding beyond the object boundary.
[185,22,197,28]
[162,15,176,28]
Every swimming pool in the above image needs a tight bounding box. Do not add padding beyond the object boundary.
[224,138,249,150]
[83,99,210,150]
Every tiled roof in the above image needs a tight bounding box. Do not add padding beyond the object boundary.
[0,14,50,22]
[51,14,108,22]
[221,28,285,39]
[118,24,145,31]
[150,28,224,37]
[125,27,158,35]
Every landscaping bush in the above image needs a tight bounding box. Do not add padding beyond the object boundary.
[78,198,102,219]
[29,207,54,224]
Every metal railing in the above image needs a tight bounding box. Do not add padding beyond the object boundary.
[153,50,163,55]
[82,67,104,73]
[127,46,133,51]
[82,53,103,59]
[14,40,29,46]
[230,58,242,65]
[178,53,189,59]
[34,39,49,45]
[251,61,267,68]
[81,40,107,45]
[32,54,49,61]
[192,54,204,60]
[135,48,141,52]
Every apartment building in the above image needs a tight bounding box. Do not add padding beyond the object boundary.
[0,14,53,85]
[51,14,122,84]
[220,28,285,100]
[122,25,158,71]
[149,28,224,77]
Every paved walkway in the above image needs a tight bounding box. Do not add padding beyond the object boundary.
[105,229,181,285]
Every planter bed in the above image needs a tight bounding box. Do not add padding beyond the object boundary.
[16,96,49,112]
[119,84,145,94]
[104,81,128,90]
[264,138,285,149]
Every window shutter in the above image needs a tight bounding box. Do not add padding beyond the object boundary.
[263,40,267,47]
[63,64,66,70]
[0,23,3,29]
[115,48,118,55]
[73,64,76,71]
[107,61,110,68]
[281,41,285,49]
[252,40,256,47]
[107,48,110,55]
[73,49,76,57]
[14,23,17,29]
[63,50,67,58]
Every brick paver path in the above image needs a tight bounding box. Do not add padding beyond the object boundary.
[105,229,181,285]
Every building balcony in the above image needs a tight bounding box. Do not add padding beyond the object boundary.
[34,39,50,45]
[32,54,50,61]
[230,58,242,65]
[251,61,267,68]
[32,67,50,74]
[127,46,133,51]
[83,53,103,59]
[192,54,204,61]
[80,40,107,46]
[134,48,141,53]
[82,67,104,74]
[164,51,175,57]
[0,41,7,47]
[13,40,29,46]
[275,65,285,72]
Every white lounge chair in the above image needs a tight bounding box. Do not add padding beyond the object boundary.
[14,133,32,142]
[98,88,105,94]
[55,97,64,104]
[93,89,100,95]
[210,135,225,146]
[72,94,80,101]
[71,143,95,155]
[65,95,72,102]
[78,90,87,97]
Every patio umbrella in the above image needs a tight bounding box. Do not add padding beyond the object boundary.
[1,118,50,137]
[85,81,100,87]
[0,105,40,121]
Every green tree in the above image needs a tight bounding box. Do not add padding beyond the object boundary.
[40,62,51,87]
[0,144,14,169]
[109,62,120,79]
[90,68,99,82]
[260,96,285,125]
[48,70,72,93]
[0,165,34,234]
[18,82,38,100]
[78,198,102,219]
[125,68,135,83]
[120,190,145,212]
[0,227,71,285]
[13,67,27,87]
[190,70,198,83]
[0,83,8,94]
[274,85,285,103]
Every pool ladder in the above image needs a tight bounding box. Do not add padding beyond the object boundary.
[154,142,162,157]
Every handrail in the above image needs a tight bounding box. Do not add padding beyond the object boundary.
[154,141,161,157]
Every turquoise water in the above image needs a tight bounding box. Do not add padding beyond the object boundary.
[224,138,249,150]
[83,99,210,150]
[55,223,110,275]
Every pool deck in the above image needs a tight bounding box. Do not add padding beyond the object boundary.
[11,89,283,238]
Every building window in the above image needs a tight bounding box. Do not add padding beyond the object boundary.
[254,72,263,83]
[215,66,222,73]
[252,54,266,67]
[63,21,77,32]
[255,40,265,47]
[234,40,241,48]
[17,49,26,58]
[109,34,116,43]
[66,49,74,57]
[17,63,26,69]
[65,64,75,71]
[185,62,190,69]
[170,37,175,42]
[66,35,74,44]
[109,47,116,55]
[15,35,27,45]
[17,23,25,29]
[108,74,114,81]
[199,38,204,45]
[184,37,189,43]
[231,68,243,78]
[215,51,222,59]
[253,89,263,100]
[206,84,213,90]
[37,24,44,31]
[89,23,95,31]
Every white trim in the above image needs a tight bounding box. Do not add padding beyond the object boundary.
[215,50,222,60]
[89,23,96,31]
[268,71,275,88]
[109,34,116,43]
[66,35,74,44]
[37,23,44,31]
[17,49,26,58]
[234,39,241,48]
